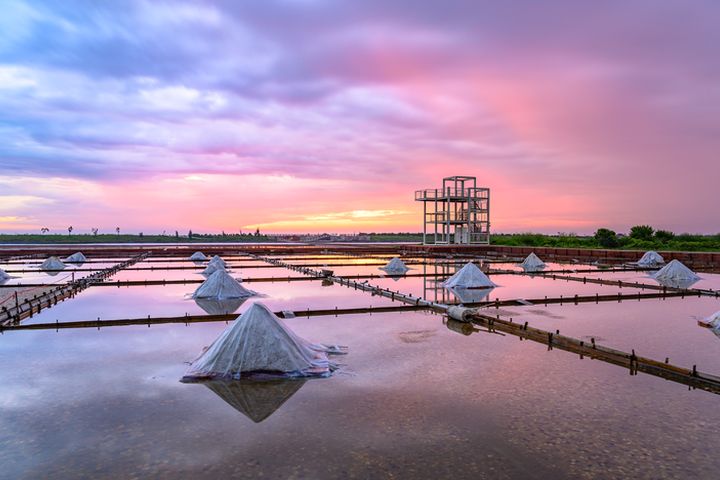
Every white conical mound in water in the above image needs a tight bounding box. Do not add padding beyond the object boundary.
[651,259,700,288]
[706,311,720,329]
[637,251,664,267]
[184,303,344,378]
[209,255,226,267]
[190,251,207,261]
[203,261,227,276]
[444,262,497,289]
[41,256,65,271]
[0,267,10,282]
[65,252,87,263]
[520,252,545,270]
[193,269,254,299]
[380,257,409,274]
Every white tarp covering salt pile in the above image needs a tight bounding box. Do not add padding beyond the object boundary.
[183,303,346,379]
[651,259,700,289]
[201,378,307,423]
[0,267,10,283]
[41,256,65,271]
[444,262,497,289]
[190,251,207,261]
[193,269,254,299]
[379,257,409,275]
[519,252,545,271]
[202,255,227,276]
[637,251,664,267]
[65,252,87,263]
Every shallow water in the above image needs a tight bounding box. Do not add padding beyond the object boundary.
[1,253,719,479]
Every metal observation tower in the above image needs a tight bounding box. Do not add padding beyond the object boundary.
[415,176,490,245]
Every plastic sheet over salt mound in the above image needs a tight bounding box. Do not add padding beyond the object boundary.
[444,262,497,289]
[41,256,65,272]
[651,260,701,289]
[202,262,226,277]
[380,257,410,275]
[192,270,255,299]
[65,252,87,264]
[519,252,545,271]
[637,251,664,267]
[190,251,207,261]
[0,267,10,283]
[183,303,347,380]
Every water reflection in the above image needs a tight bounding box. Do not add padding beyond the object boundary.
[446,286,495,304]
[194,297,248,315]
[192,377,307,423]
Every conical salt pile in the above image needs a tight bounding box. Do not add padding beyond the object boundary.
[637,251,664,267]
[203,261,226,276]
[184,303,343,379]
[65,252,87,263]
[41,256,65,271]
[0,267,10,282]
[651,259,700,288]
[706,311,720,329]
[209,255,226,267]
[193,269,254,299]
[444,262,497,289]
[520,252,545,270]
[190,251,207,261]
[380,257,409,274]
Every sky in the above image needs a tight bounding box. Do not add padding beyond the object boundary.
[0,0,719,235]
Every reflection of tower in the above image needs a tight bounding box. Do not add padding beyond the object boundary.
[423,261,494,305]
[415,176,490,245]
[200,378,307,423]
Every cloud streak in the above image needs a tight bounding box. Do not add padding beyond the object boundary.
[0,0,718,233]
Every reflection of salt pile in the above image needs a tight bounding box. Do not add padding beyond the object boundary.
[203,256,227,276]
[184,303,345,379]
[651,259,700,288]
[519,252,545,271]
[444,262,497,289]
[200,378,307,423]
[380,257,409,275]
[637,251,664,267]
[65,252,87,263]
[190,251,207,261]
[193,269,254,299]
[448,286,494,304]
[195,297,247,315]
[41,257,65,271]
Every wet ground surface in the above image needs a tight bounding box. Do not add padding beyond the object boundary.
[1,251,719,479]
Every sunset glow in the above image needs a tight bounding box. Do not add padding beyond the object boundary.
[1,1,718,234]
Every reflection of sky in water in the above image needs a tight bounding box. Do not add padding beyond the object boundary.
[22,280,396,325]
[3,257,720,478]
[1,311,720,479]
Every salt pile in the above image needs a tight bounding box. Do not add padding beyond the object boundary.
[209,255,226,267]
[203,256,228,276]
[0,267,10,282]
[444,262,497,289]
[190,251,207,261]
[41,256,65,271]
[637,251,664,267]
[184,303,346,379]
[380,257,409,275]
[65,252,87,263]
[706,311,720,329]
[651,259,700,288]
[519,252,545,271]
[193,269,254,299]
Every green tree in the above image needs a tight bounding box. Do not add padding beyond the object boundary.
[629,225,654,240]
[594,228,618,248]
[654,229,675,242]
